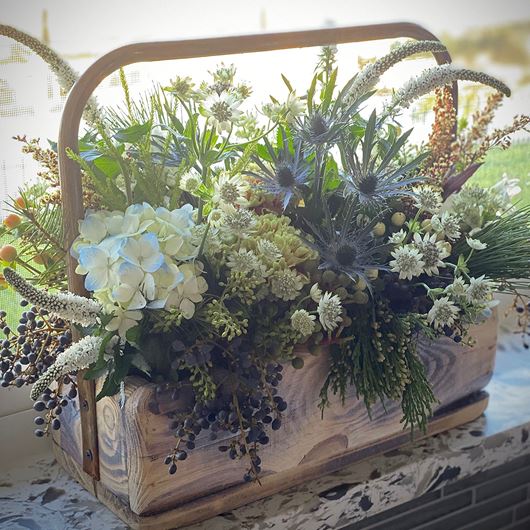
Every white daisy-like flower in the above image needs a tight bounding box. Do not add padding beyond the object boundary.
[212,171,248,206]
[430,212,461,241]
[221,205,255,236]
[466,237,487,250]
[413,185,443,214]
[445,277,468,300]
[180,170,202,194]
[256,239,282,262]
[226,248,259,274]
[413,232,450,276]
[291,309,316,336]
[201,92,243,133]
[427,296,459,331]
[388,229,407,245]
[317,291,343,332]
[270,268,305,301]
[310,283,323,303]
[389,245,425,280]
[466,275,494,304]
[207,208,224,227]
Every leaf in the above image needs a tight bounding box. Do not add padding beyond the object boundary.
[93,156,121,178]
[126,324,142,344]
[322,68,338,110]
[362,110,377,174]
[307,74,318,114]
[281,74,293,92]
[96,365,119,400]
[113,122,151,143]
[83,359,110,381]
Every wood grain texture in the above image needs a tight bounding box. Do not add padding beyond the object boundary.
[54,315,496,522]
[53,391,489,530]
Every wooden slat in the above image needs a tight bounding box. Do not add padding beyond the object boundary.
[53,391,488,530]
[55,315,496,522]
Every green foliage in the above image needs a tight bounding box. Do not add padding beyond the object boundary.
[454,205,530,291]
[320,303,437,432]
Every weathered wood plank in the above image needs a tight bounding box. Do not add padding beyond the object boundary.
[55,316,496,519]
[53,392,489,529]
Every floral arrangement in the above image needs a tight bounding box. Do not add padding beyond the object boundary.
[1,32,529,483]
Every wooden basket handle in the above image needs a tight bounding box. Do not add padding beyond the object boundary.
[58,22,455,480]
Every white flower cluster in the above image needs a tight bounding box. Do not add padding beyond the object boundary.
[201,92,243,134]
[72,202,208,336]
[389,233,449,280]
[347,40,447,103]
[391,64,511,110]
[3,267,101,327]
[263,92,305,123]
[413,185,443,214]
[30,336,103,400]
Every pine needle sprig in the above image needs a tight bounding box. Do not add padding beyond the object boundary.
[454,205,530,290]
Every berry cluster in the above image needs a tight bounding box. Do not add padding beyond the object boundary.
[1,301,70,386]
[33,376,78,436]
[164,362,286,482]
[0,301,77,436]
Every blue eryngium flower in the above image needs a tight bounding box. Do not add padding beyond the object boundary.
[341,111,427,211]
[246,129,309,210]
[304,199,389,287]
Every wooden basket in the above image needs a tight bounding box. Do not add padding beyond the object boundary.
[54,23,492,530]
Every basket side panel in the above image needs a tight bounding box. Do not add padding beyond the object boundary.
[116,317,497,515]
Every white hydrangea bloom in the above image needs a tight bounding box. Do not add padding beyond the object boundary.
[72,202,204,319]
[164,262,208,318]
[106,308,143,339]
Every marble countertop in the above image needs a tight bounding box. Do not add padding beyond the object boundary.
[1,310,529,530]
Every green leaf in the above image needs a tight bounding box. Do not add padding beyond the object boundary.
[93,156,121,178]
[307,74,318,114]
[113,122,151,143]
[126,324,142,344]
[95,364,119,400]
[322,68,338,110]
[84,359,110,381]
[281,74,293,92]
